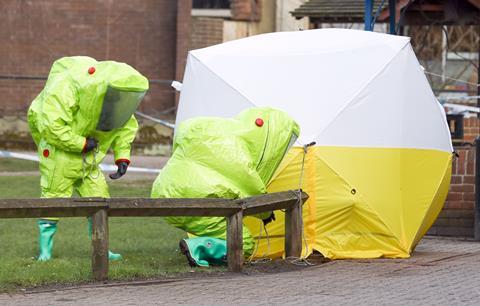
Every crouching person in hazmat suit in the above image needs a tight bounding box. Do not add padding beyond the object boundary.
[151,107,299,267]
[27,56,149,261]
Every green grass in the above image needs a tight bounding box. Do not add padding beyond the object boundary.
[0,173,213,291]
[0,157,39,172]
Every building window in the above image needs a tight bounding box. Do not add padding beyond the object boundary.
[193,0,231,9]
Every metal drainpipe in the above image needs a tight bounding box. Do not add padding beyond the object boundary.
[388,0,396,34]
[477,42,480,119]
[364,0,373,31]
[475,137,480,240]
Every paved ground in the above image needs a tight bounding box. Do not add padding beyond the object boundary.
[1,237,480,305]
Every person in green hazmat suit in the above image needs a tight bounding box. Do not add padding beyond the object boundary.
[27,56,149,261]
[151,107,299,267]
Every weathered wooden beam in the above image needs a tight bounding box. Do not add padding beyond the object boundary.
[227,210,243,272]
[241,191,308,216]
[0,198,108,218]
[0,198,107,206]
[285,195,303,258]
[0,191,309,280]
[91,209,109,282]
[0,192,308,218]
[108,198,241,217]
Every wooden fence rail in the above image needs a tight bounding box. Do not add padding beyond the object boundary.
[0,190,308,281]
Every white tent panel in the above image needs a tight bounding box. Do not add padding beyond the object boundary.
[192,29,409,58]
[177,29,451,152]
[175,55,253,125]
[316,45,453,152]
[190,30,410,144]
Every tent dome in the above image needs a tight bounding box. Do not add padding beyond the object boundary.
[176,29,453,259]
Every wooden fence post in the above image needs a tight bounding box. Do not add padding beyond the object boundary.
[91,209,109,281]
[285,198,302,258]
[227,210,243,272]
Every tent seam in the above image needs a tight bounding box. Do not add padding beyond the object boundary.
[314,41,410,141]
[410,154,452,248]
[189,53,257,109]
[313,150,407,252]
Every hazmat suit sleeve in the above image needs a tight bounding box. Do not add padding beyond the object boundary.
[111,115,138,163]
[40,82,86,152]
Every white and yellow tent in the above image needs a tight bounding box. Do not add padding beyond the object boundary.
[175,29,453,259]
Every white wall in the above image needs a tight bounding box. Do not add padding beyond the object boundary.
[276,0,309,31]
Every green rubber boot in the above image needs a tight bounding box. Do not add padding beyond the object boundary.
[37,219,57,261]
[87,217,122,261]
[179,237,227,267]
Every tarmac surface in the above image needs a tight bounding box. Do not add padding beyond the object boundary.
[1,237,480,305]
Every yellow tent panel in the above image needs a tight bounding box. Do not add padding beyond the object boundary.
[246,147,452,259]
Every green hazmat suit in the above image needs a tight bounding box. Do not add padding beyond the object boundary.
[27,56,149,261]
[151,107,300,266]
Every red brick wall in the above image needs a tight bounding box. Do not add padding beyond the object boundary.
[190,17,224,50]
[429,145,476,237]
[176,0,193,82]
[175,0,192,105]
[0,0,184,117]
[428,116,480,237]
[231,0,262,21]
[463,117,480,143]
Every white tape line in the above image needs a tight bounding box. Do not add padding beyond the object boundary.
[135,111,175,129]
[99,164,160,174]
[0,150,161,173]
[444,103,480,114]
[0,150,39,162]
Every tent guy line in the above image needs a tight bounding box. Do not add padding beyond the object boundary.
[0,150,160,174]
[424,70,480,87]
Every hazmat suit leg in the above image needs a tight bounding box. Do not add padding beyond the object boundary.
[37,155,76,261]
[38,148,121,261]
[165,216,255,266]
[76,173,122,261]
[37,219,58,261]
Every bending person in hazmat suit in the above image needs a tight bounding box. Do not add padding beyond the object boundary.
[28,56,149,261]
[151,107,299,267]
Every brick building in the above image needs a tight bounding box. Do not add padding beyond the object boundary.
[0,0,308,150]
[190,0,308,50]
[429,118,480,238]
[0,0,191,150]
[1,0,477,237]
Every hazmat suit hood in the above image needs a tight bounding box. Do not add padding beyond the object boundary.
[234,108,300,185]
[72,58,149,132]
[28,56,148,160]
[151,106,299,256]
[169,107,300,195]
[32,56,149,139]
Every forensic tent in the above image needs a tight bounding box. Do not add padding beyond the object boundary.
[175,29,453,259]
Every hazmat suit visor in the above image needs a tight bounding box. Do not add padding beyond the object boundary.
[96,86,146,131]
[287,133,298,152]
[281,133,298,160]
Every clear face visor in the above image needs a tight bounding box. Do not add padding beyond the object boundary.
[96,86,146,131]
[284,133,298,157]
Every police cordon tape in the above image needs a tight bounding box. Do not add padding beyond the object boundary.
[0,150,160,174]
[135,111,175,129]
